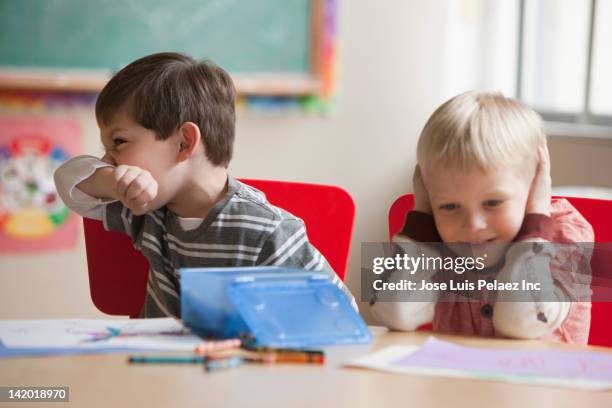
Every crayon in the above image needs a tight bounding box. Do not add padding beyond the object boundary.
[236,350,325,365]
[195,338,242,355]
[270,351,325,364]
[203,348,244,360]
[242,345,324,358]
[128,356,206,364]
[253,351,324,365]
[241,342,323,354]
[204,356,245,372]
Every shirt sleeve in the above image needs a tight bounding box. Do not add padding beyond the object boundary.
[53,155,116,221]
[398,211,442,242]
[369,220,440,332]
[255,218,357,309]
[543,204,594,343]
[53,154,143,241]
[493,240,571,339]
[492,212,586,340]
[515,213,554,241]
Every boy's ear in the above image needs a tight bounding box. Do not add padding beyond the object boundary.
[177,122,201,161]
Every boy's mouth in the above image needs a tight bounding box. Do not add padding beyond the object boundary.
[463,238,497,246]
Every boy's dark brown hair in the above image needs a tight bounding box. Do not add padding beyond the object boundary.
[95,52,236,167]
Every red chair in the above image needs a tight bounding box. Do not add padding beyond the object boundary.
[388,194,612,347]
[83,179,355,317]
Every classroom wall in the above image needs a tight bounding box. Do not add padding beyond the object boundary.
[548,136,612,189]
[1,0,611,321]
[0,109,103,319]
[231,1,449,324]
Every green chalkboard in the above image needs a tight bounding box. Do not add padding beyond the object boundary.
[0,0,311,74]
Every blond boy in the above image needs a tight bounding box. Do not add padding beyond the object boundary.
[371,91,593,343]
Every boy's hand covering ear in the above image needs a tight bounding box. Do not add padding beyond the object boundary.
[413,165,433,214]
[526,143,552,216]
[112,165,158,215]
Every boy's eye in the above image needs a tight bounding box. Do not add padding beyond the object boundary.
[439,203,459,211]
[483,200,503,208]
[113,138,127,147]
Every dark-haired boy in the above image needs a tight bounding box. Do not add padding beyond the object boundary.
[54,52,354,318]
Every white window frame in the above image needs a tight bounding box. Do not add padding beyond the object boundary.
[516,0,612,128]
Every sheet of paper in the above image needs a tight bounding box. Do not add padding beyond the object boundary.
[0,318,202,351]
[347,337,612,390]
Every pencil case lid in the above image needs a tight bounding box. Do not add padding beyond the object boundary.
[180,266,320,339]
[227,277,372,348]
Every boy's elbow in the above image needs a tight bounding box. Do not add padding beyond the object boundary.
[492,300,569,339]
[370,301,431,332]
[493,307,545,339]
[53,166,71,204]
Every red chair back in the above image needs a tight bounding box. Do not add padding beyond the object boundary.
[83,219,148,317]
[84,179,355,317]
[388,194,612,347]
[241,179,355,280]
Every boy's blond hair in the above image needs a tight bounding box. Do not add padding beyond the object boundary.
[417,91,545,171]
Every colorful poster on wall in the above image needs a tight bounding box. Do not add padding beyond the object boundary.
[0,117,81,253]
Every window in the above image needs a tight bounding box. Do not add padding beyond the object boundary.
[447,0,612,128]
[590,0,612,116]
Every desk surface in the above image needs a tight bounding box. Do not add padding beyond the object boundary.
[1,329,611,408]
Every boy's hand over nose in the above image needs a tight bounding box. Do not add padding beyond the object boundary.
[112,165,159,215]
[526,143,552,216]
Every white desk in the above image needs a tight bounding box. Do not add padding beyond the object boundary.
[1,329,611,408]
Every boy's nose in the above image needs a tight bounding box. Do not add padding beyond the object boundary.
[462,212,487,237]
[101,153,117,166]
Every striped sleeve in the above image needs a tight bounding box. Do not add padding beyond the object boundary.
[256,218,357,308]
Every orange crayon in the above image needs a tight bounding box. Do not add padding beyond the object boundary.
[245,350,325,365]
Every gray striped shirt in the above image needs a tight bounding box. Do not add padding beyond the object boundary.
[103,177,354,317]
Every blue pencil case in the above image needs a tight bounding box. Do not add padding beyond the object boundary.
[179,267,372,347]
[180,267,316,338]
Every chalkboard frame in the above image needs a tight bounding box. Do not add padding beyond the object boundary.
[0,0,332,97]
